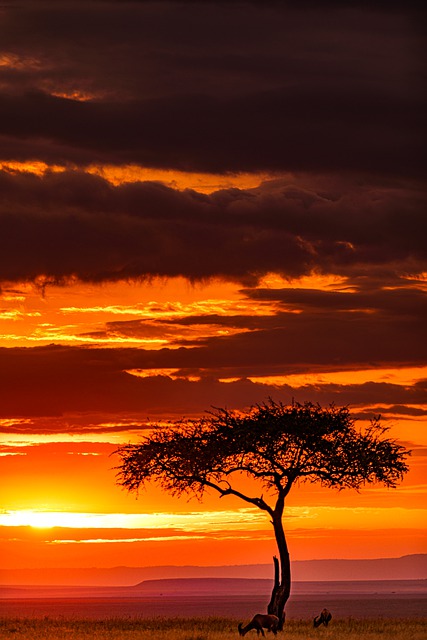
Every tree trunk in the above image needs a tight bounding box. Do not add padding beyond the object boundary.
[267,515,291,630]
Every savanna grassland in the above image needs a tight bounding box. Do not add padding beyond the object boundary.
[0,617,426,640]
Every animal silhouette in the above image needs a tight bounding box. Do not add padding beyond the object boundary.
[313,608,332,628]
[238,614,279,636]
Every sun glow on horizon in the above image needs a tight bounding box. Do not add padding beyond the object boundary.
[1,505,425,533]
[0,508,269,531]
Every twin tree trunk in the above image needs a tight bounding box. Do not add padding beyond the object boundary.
[267,515,290,630]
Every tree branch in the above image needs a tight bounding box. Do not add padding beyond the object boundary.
[204,479,274,516]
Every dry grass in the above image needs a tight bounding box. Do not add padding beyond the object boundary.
[0,617,426,640]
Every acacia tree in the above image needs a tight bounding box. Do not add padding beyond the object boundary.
[115,400,409,628]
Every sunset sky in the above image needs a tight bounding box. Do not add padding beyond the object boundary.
[0,1,426,579]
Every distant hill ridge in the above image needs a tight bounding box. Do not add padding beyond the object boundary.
[1,554,425,587]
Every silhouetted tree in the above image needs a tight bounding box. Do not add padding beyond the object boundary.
[115,400,410,628]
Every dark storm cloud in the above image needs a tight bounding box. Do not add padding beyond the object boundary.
[0,85,423,176]
[242,287,427,317]
[90,283,427,355]
[0,0,425,424]
[366,405,427,418]
[3,2,422,100]
[174,313,427,369]
[0,170,425,284]
[0,1,425,175]
[0,343,425,419]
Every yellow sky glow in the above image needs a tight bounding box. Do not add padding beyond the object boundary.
[1,505,424,533]
[0,278,271,348]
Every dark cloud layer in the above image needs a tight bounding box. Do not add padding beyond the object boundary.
[0,343,425,418]
[0,2,425,175]
[1,1,425,285]
[0,1,425,424]
[0,170,425,284]
[99,284,427,366]
[0,85,424,176]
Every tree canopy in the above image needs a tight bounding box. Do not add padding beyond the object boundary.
[116,401,409,512]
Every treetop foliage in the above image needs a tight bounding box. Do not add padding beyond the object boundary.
[116,400,410,514]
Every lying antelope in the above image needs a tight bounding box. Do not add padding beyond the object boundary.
[313,608,332,628]
[238,614,280,636]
